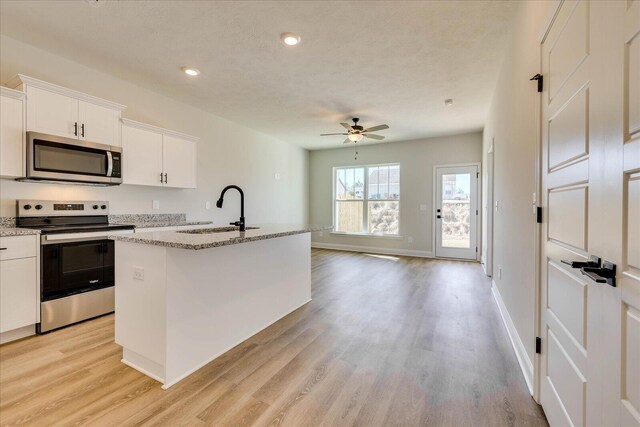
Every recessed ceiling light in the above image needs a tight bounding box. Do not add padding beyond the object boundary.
[444,98,454,106]
[280,32,301,46]
[181,67,200,76]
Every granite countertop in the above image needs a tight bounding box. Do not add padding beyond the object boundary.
[0,228,41,237]
[113,220,213,229]
[110,224,332,250]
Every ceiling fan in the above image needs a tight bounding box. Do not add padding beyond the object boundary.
[320,118,389,144]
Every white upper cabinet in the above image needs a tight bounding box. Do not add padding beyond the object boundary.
[25,86,78,139]
[162,134,197,189]
[122,123,164,187]
[78,101,121,146]
[0,87,25,178]
[6,75,126,146]
[121,119,198,189]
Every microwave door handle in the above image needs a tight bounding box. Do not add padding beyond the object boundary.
[106,151,113,177]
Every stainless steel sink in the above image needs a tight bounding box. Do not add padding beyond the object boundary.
[177,226,259,234]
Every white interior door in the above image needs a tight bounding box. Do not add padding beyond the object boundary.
[539,2,638,426]
[435,165,478,260]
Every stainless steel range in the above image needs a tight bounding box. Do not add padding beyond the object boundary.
[16,200,135,333]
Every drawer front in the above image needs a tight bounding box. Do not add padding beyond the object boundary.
[0,235,38,261]
[0,257,38,333]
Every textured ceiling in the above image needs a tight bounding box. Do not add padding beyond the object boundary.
[0,0,516,149]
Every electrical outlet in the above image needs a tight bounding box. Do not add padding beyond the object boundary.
[205,201,211,209]
[407,236,414,243]
[495,200,499,212]
[274,172,281,180]
[133,266,145,281]
[498,265,502,280]
[152,200,160,210]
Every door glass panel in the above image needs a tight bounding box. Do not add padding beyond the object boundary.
[441,173,471,248]
[34,140,107,176]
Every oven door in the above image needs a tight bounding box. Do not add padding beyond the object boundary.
[26,132,122,185]
[42,239,114,301]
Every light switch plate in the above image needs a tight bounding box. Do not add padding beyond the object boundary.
[205,201,211,209]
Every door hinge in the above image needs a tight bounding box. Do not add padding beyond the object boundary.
[530,74,543,93]
[536,337,542,354]
[536,206,542,224]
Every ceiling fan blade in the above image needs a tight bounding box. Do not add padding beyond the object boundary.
[343,138,352,144]
[340,123,354,131]
[320,133,348,136]
[364,134,385,140]
[363,124,389,133]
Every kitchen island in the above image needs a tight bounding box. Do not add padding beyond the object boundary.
[111,224,330,388]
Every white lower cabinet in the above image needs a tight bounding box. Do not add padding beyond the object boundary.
[0,235,39,341]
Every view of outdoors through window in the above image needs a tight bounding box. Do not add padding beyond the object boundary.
[335,165,400,234]
[441,173,471,248]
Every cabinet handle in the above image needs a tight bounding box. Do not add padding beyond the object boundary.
[164,173,168,184]
[74,122,78,136]
[160,173,164,184]
[81,123,85,137]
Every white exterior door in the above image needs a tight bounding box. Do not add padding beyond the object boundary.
[78,101,121,147]
[434,165,478,260]
[25,86,78,139]
[162,135,197,189]
[121,124,164,187]
[539,1,639,426]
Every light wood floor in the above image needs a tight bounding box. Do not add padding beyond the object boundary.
[0,249,547,427]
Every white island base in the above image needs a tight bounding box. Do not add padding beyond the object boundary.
[114,232,311,389]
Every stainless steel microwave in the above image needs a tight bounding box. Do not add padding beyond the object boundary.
[24,132,122,185]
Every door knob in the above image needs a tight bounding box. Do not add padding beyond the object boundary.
[581,260,616,287]
[561,255,601,269]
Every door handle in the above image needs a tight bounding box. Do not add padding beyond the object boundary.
[580,260,616,287]
[561,255,601,269]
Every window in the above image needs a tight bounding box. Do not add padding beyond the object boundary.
[334,164,400,235]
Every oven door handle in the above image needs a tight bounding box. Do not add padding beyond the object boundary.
[106,151,113,177]
[44,229,133,243]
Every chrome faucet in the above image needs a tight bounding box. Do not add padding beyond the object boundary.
[216,185,245,231]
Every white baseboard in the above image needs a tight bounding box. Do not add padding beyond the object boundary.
[491,281,534,395]
[311,242,432,258]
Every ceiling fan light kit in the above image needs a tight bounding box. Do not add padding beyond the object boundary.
[321,117,389,147]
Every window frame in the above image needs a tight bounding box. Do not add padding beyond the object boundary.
[332,163,401,237]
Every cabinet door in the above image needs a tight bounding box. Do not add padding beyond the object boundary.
[78,101,121,146]
[26,86,78,139]
[0,257,38,333]
[122,124,164,186]
[162,135,197,189]
[0,95,24,178]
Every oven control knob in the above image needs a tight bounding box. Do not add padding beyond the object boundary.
[35,204,43,210]
[23,204,32,210]
[93,205,99,210]
[100,205,107,210]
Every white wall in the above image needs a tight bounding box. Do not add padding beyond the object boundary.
[309,132,482,256]
[0,35,309,225]
[482,1,557,371]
